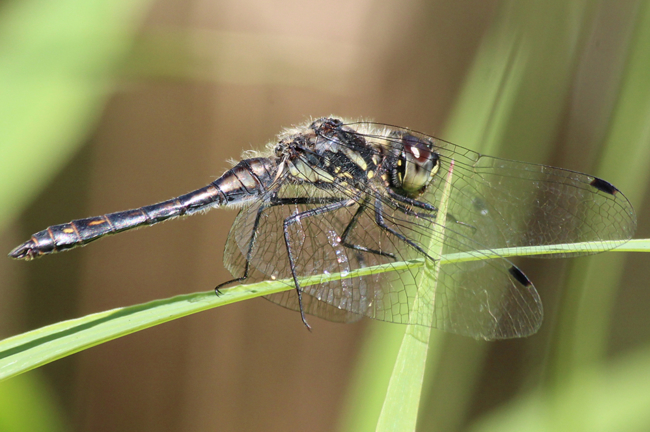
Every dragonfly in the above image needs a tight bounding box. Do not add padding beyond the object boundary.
[9,117,636,340]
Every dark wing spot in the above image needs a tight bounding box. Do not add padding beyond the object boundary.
[590,177,618,195]
[508,266,532,287]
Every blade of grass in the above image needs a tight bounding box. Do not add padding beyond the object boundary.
[552,0,650,369]
[0,238,644,383]
[417,3,598,429]
[0,280,289,382]
[376,160,455,431]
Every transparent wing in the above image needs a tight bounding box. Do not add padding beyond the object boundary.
[222,122,635,340]
[351,124,636,256]
[223,180,542,340]
[223,184,383,325]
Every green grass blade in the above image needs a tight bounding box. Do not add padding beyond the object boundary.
[415,3,597,429]
[0,237,645,383]
[376,160,456,431]
[0,280,290,382]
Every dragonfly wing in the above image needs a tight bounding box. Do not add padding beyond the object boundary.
[222,181,542,339]
[358,126,636,258]
[222,184,389,324]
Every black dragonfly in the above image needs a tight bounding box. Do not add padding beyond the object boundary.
[9,118,637,340]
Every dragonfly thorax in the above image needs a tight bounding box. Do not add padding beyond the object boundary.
[273,118,378,189]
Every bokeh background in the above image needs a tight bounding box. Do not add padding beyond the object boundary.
[1,1,650,431]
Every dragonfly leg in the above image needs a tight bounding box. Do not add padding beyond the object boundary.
[214,195,349,295]
[282,198,357,329]
[373,197,436,261]
[385,188,477,233]
[339,196,395,259]
[386,188,438,212]
[214,203,270,295]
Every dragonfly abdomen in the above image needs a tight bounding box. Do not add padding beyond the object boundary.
[9,157,276,260]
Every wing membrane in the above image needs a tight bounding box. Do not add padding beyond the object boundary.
[223,179,542,339]
[222,121,635,339]
[354,125,636,257]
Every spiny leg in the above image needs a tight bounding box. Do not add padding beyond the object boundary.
[386,188,438,212]
[276,196,396,259]
[215,203,269,294]
[215,195,348,294]
[283,198,357,329]
[339,196,395,259]
[373,197,436,261]
[385,188,476,233]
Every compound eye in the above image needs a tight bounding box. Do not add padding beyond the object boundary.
[399,134,439,194]
[404,136,432,163]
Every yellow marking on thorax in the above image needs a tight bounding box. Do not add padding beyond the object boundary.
[290,160,335,183]
[339,146,368,172]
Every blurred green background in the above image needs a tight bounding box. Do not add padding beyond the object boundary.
[1,0,650,431]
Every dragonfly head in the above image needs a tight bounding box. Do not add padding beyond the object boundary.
[388,132,440,197]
